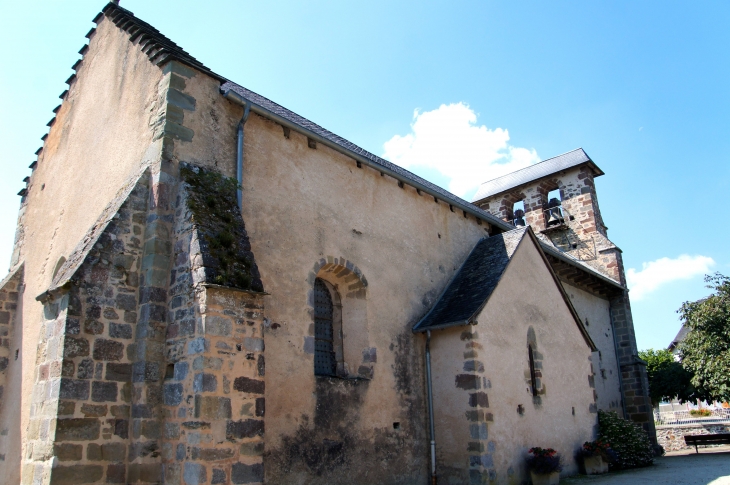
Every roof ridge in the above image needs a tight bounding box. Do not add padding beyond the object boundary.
[97,2,227,81]
[479,147,588,185]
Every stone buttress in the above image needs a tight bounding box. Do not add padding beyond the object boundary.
[23,162,266,485]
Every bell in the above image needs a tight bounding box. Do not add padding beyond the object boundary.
[547,207,563,226]
[513,209,525,227]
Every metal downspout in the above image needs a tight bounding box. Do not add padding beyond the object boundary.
[425,330,437,485]
[236,102,251,211]
[609,303,628,419]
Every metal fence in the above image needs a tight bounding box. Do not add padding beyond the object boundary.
[655,408,730,426]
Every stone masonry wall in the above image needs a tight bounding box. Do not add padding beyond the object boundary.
[23,170,150,485]
[610,291,656,441]
[160,182,265,485]
[456,328,496,484]
[0,268,22,419]
[656,423,730,452]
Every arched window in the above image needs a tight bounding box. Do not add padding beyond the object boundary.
[314,278,336,376]
[528,344,538,397]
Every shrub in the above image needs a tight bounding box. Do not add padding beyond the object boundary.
[689,409,712,417]
[598,410,654,469]
[526,447,562,474]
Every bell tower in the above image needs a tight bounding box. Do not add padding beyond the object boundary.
[472,148,656,442]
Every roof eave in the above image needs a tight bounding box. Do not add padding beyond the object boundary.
[413,319,472,333]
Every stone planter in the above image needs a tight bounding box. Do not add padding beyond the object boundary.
[583,455,609,475]
[530,471,560,485]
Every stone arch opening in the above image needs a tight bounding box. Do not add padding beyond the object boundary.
[309,257,370,378]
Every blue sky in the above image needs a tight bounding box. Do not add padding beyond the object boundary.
[0,0,728,351]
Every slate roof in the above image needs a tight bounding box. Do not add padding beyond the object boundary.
[668,325,689,351]
[96,3,226,82]
[471,148,604,203]
[413,227,528,332]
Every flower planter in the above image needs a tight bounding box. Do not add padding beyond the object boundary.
[583,455,609,475]
[530,471,560,485]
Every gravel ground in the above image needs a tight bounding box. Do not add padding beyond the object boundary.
[562,447,730,485]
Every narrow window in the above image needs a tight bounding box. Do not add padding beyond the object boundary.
[314,278,336,376]
[528,344,537,396]
[512,200,526,227]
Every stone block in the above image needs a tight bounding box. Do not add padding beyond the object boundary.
[469,392,489,408]
[56,419,100,441]
[211,468,226,484]
[205,316,232,336]
[141,420,161,439]
[106,464,126,483]
[164,383,183,406]
[174,361,189,381]
[183,462,207,485]
[244,338,264,352]
[54,443,82,461]
[255,397,265,417]
[164,422,180,439]
[76,359,94,379]
[469,423,488,440]
[193,373,217,392]
[233,377,264,394]
[239,441,264,456]
[167,89,197,111]
[195,395,231,420]
[110,405,130,417]
[128,463,162,483]
[191,447,234,461]
[92,339,124,361]
[59,379,90,400]
[456,374,481,390]
[91,381,117,402]
[187,338,207,355]
[132,361,160,382]
[87,443,102,460]
[49,465,103,484]
[231,462,264,484]
[109,323,133,339]
[463,360,485,373]
[226,419,264,440]
[80,404,107,417]
[63,337,89,358]
[58,401,76,416]
[105,363,132,381]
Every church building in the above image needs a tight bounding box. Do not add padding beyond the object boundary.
[0,3,653,484]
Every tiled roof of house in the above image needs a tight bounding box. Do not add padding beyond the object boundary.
[413,227,528,332]
[471,148,604,203]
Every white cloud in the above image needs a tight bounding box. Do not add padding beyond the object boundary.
[382,103,540,198]
[626,255,715,300]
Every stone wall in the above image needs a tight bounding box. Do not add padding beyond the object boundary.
[656,423,730,452]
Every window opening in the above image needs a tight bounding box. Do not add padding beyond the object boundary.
[512,200,526,227]
[528,344,538,396]
[545,189,564,227]
[314,278,336,376]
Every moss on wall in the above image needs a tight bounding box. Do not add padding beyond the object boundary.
[180,163,263,292]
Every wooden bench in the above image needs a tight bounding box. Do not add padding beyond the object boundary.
[684,433,730,453]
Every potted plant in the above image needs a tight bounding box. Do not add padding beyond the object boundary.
[526,447,562,485]
[577,440,612,475]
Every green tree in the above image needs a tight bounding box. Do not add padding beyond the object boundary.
[638,348,696,406]
[677,273,730,403]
